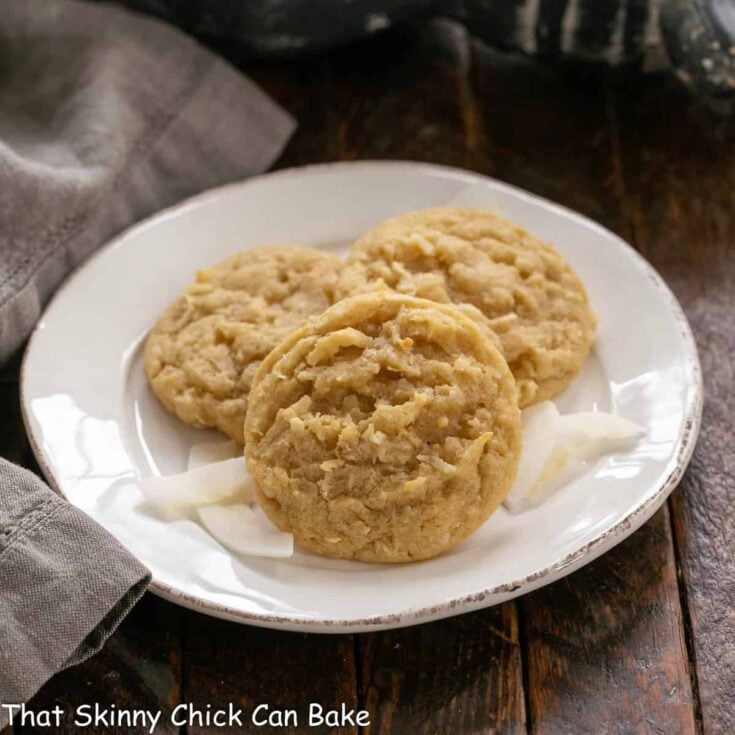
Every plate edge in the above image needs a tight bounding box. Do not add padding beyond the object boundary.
[19,160,705,632]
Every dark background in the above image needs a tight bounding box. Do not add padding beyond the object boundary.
[2,16,734,735]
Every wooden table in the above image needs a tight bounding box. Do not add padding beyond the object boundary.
[2,19,733,735]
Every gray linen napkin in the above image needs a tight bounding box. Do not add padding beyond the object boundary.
[0,0,294,723]
[0,460,150,711]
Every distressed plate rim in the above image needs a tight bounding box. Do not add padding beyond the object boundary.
[21,160,703,632]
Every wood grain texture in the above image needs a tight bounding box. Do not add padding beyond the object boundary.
[0,350,37,472]
[0,374,29,469]
[612,72,735,734]
[469,41,629,234]
[177,40,357,735]
[3,20,731,735]
[469,42,696,735]
[194,37,343,169]
[358,606,526,735]
[523,507,695,735]
[328,19,475,167]
[250,58,342,169]
[318,22,527,735]
[183,614,358,735]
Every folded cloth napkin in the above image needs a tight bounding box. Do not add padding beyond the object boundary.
[0,460,150,716]
[0,0,294,723]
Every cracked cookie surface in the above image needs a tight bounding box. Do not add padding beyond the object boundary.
[336,208,596,406]
[244,293,521,563]
[144,245,342,443]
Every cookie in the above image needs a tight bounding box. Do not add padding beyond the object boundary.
[336,208,596,406]
[244,293,521,563]
[144,245,342,443]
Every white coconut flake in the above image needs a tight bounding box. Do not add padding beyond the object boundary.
[197,504,293,558]
[140,457,253,510]
[556,412,645,456]
[142,441,293,558]
[504,401,559,512]
[504,407,645,512]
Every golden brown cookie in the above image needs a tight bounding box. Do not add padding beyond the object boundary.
[244,293,521,563]
[336,208,596,406]
[144,245,342,443]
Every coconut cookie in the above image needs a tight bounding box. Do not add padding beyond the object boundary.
[336,208,597,406]
[144,245,342,443]
[244,293,522,563]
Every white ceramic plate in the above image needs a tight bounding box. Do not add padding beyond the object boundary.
[21,161,702,633]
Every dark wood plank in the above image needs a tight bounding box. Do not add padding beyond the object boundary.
[328,21,527,735]
[0,348,37,471]
[470,43,629,234]
[0,377,30,469]
[250,58,342,169]
[10,595,183,735]
[359,606,525,735]
[0,348,22,382]
[183,613,359,735]
[612,70,735,734]
[2,23,718,735]
[329,19,482,168]
[469,43,696,734]
[523,507,695,735]
[205,42,341,169]
[170,42,360,735]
